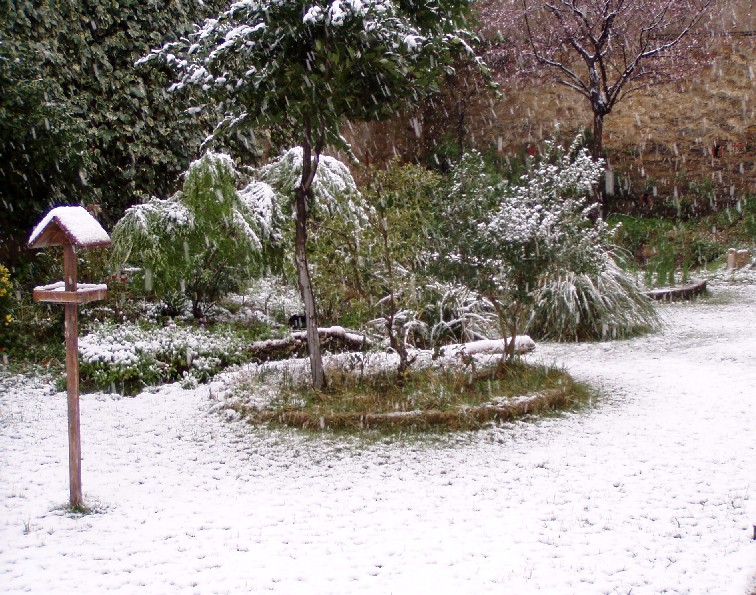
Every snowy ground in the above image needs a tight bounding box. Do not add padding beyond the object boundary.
[1,278,755,594]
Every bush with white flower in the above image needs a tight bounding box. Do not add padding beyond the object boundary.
[438,135,655,353]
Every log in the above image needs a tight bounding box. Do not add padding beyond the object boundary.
[248,326,373,362]
[644,279,707,302]
[439,336,536,358]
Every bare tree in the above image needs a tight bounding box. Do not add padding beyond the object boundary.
[481,0,713,161]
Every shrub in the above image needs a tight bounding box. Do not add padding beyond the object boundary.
[437,136,613,355]
[111,152,282,319]
[0,264,14,352]
[79,321,248,393]
[528,258,660,341]
[310,160,441,377]
[418,282,497,348]
[610,214,726,285]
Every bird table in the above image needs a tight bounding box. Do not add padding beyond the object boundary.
[28,206,111,509]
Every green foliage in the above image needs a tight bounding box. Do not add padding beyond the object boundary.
[0,35,86,262]
[79,321,249,394]
[311,160,444,373]
[740,194,756,240]
[610,214,725,286]
[257,147,363,225]
[1,0,229,264]
[111,152,282,318]
[0,264,14,351]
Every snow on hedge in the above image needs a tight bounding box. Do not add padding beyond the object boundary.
[79,322,247,390]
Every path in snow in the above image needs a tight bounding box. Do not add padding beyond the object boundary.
[1,282,755,594]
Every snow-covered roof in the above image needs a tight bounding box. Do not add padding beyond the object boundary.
[28,206,111,249]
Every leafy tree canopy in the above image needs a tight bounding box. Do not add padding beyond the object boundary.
[141,0,487,154]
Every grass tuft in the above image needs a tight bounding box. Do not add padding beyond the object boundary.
[528,260,661,341]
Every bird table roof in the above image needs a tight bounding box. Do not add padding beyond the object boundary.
[28,206,111,249]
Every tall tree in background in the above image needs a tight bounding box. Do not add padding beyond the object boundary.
[142,0,486,389]
[481,0,712,161]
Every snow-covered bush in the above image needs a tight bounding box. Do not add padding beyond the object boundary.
[419,282,498,347]
[79,321,248,393]
[438,136,642,355]
[257,147,365,225]
[527,258,660,341]
[111,152,282,319]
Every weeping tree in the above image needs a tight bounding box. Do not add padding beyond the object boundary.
[111,152,282,319]
[140,0,486,389]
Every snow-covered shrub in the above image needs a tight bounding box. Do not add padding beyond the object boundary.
[79,321,248,393]
[438,136,637,356]
[418,282,498,348]
[257,147,365,225]
[255,146,366,287]
[527,258,660,341]
[111,152,283,319]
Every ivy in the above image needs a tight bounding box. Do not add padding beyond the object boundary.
[0,0,230,265]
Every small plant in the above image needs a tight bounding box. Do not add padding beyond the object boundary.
[419,282,497,349]
[0,264,13,354]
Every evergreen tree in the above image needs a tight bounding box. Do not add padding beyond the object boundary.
[0,0,228,266]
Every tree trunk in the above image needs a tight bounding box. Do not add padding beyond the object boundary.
[592,110,608,217]
[295,138,327,390]
[592,110,604,162]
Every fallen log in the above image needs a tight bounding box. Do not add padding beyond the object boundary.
[248,326,373,362]
[438,336,536,358]
[644,279,707,302]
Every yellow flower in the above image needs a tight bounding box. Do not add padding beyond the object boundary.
[3,314,10,325]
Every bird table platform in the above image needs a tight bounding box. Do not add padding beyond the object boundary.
[28,206,111,509]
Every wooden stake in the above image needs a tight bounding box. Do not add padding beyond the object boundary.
[63,244,82,509]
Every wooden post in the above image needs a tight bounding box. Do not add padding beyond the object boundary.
[29,206,110,509]
[63,244,82,509]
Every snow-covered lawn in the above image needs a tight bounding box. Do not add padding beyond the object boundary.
[1,280,755,594]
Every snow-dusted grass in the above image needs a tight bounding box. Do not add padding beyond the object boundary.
[1,277,755,594]
[528,259,661,341]
[226,355,588,432]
